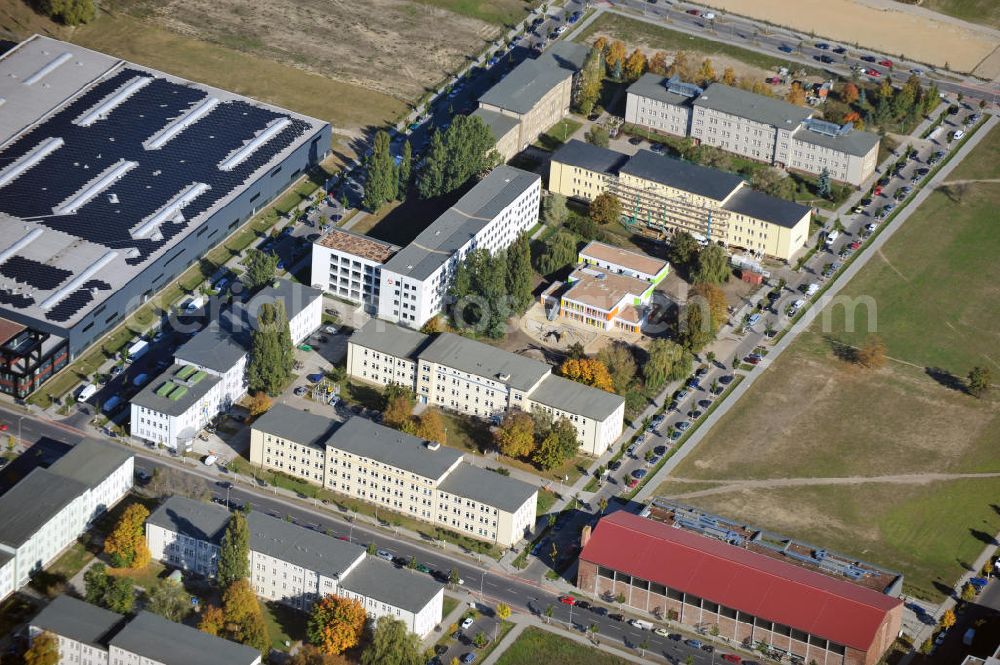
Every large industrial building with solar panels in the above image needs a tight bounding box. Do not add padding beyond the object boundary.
[625,76,880,186]
[0,35,330,397]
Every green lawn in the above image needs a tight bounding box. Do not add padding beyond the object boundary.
[443,595,460,620]
[537,489,558,517]
[48,540,96,582]
[109,561,168,591]
[262,600,309,652]
[535,118,584,151]
[495,627,631,665]
[413,0,532,26]
[659,126,1000,600]
[920,0,1000,30]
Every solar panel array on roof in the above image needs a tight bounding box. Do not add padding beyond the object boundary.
[665,75,703,98]
[802,117,852,137]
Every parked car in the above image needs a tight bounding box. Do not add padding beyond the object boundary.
[558,595,576,606]
[778,44,794,53]
[654,627,670,637]
[375,549,394,562]
[608,613,624,622]
[686,639,704,649]
[460,616,474,630]
[722,655,742,664]
[631,469,648,480]
[676,421,692,432]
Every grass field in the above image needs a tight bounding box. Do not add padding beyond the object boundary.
[919,0,1000,30]
[657,126,1000,601]
[495,627,631,665]
[415,0,532,26]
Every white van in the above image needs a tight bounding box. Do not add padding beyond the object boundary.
[77,383,98,403]
[805,283,820,296]
[824,230,840,246]
[629,619,654,630]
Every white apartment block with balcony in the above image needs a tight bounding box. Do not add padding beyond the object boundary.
[346,320,626,455]
[250,405,540,547]
[311,228,400,313]
[147,495,443,636]
[626,78,880,186]
[0,441,133,600]
[376,166,540,329]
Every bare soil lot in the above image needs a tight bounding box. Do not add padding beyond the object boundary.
[105,0,513,102]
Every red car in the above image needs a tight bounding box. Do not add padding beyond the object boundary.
[879,58,893,68]
[687,9,701,15]
[722,656,742,664]
[874,185,884,196]
[868,69,882,78]
[0,424,7,431]
[558,595,576,606]
[849,241,862,250]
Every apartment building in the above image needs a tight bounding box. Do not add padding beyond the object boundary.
[549,140,811,261]
[310,228,400,313]
[625,77,880,186]
[579,241,671,283]
[477,59,571,154]
[30,595,261,665]
[0,440,133,600]
[146,495,444,636]
[130,280,322,450]
[472,108,521,163]
[377,166,540,328]
[249,406,539,547]
[346,319,626,454]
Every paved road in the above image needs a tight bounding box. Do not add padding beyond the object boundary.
[613,0,1000,104]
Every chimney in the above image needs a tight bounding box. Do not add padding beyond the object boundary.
[580,524,592,549]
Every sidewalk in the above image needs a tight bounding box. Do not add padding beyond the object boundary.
[481,613,654,665]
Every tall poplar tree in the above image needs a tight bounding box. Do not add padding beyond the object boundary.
[217,511,250,588]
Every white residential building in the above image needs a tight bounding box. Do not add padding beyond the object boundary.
[0,440,133,600]
[146,495,443,636]
[346,320,626,455]
[30,595,262,665]
[311,228,400,312]
[625,77,881,186]
[249,406,539,548]
[130,280,322,450]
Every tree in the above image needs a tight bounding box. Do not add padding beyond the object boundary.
[448,568,461,587]
[542,193,568,225]
[682,302,715,352]
[919,638,933,655]
[961,582,977,602]
[146,579,190,622]
[604,41,627,78]
[218,511,251,588]
[649,51,669,75]
[242,248,279,293]
[597,342,637,395]
[588,192,621,226]
[417,130,447,199]
[506,232,534,314]
[248,391,272,418]
[383,395,414,429]
[535,231,578,275]
[495,411,536,458]
[644,339,692,389]
[624,49,647,81]
[544,605,554,624]
[361,616,422,665]
[417,115,500,199]
[692,244,731,285]
[967,366,992,398]
[223,579,270,653]
[585,125,610,148]
[941,609,956,629]
[37,0,95,25]
[247,300,295,395]
[668,231,699,270]
[308,594,367,655]
[559,358,614,392]
[105,503,150,569]
[598,497,609,514]
[398,140,413,194]
[722,66,736,86]
[842,82,860,104]
[667,50,691,81]
[24,630,59,665]
[817,168,832,199]
[786,82,807,106]
[362,130,398,211]
[84,563,135,613]
[531,417,579,470]
[855,335,886,369]
[414,408,447,445]
[691,283,727,332]
[576,47,604,115]
[449,247,510,338]
[496,602,512,621]
[199,604,226,636]
[696,58,717,86]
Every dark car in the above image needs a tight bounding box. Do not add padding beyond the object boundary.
[631,468,647,480]
[702,645,715,653]
[590,606,608,616]
[609,613,625,622]
[815,42,829,49]
[575,600,592,610]
[629,136,642,145]
[654,445,667,456]
[818,55,833,64]
[668,633,683,641]
[833,46,847,54]
[861,55,877,62]
[608,459,622,471]
[778,44,794,53]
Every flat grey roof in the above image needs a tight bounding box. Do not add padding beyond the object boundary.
[0,35,118,145]
[130,363,222,418]
[542,41,592,72]
[382,165,539,281]
[0,468,86,548]
[251,403,340,450]
[792,124,880,157]
[528,374,625,421]
[721,187,811,229]
[438,463,538,514]
[328,417,463,482]
[552,139,629,176]
[246,278,322,322]
[627,73,696,107]
[693,83,813,128]
[174,320,248,373]
[110,611,261,665]
[478,57,571,115]
[247,511,365,580]
[30,595,123,649]
[339,557,442,614]
[350,318,432,360]
[471,107,520,142]
[146,495,230,545]
[420,332,549,392]
[47,438,132,489]
[621,150,744,202]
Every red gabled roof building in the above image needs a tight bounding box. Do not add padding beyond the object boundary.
[578,512,903,665]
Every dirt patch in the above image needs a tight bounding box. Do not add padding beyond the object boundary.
[700,0,1000,78]
[107,0,505,102]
